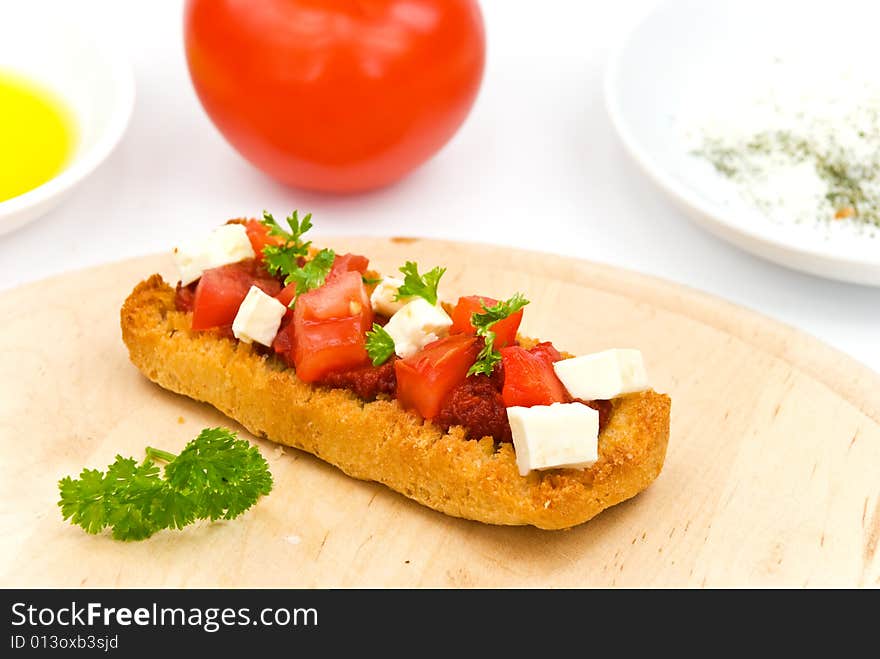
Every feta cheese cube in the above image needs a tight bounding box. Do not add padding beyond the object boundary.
[553,348,648,400]
[172,245,206,288]
[206,223,256,265]
[383,297,453,358]
[369,276,412,316]
[507,403,600,476]
[172,223,256,286]
[232,286,286,347]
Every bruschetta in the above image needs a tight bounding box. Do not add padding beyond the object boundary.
[120,212,670,529]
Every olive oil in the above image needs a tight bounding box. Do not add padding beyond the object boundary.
[0,71,76,202]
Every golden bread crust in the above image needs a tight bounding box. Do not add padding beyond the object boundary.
[120,275,671,530]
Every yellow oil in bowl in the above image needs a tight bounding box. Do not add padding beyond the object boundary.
[0,70,76,202]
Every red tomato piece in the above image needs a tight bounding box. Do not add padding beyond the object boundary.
[292,316,372,382]
[291,271,373,382]
[296,272,372,330]
[394,335,480,419]
[328,253,369,280]
[449,295,523,348]
[191,261,281,330]
[184,0,485,193]
[500,345,570,408]
[272,316,295,358]
[275,282,297,309]
[529,341,564,364]
[243,218,283,262]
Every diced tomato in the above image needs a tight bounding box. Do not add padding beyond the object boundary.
[295,271,371,330]
[272,316,295,357]
[293,316,371,382]
[243,218,285,262]
[275,282,297,308]
[500,344,570,407]
[328,253,369,279]
[191,261,281,330]
[449,295,523,348]
[529,341,564,364]
[291,271,373,382]
[394,335,480,419]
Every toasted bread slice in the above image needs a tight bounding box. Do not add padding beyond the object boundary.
[121,275,670,530]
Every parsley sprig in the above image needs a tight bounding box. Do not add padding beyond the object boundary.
[365,323,396,366]
[283,248,335,300]
[260,210,313,274]
[395,261,446,306]
[58,428,273,541]
[260,210,335,302]
[467,293,529,377]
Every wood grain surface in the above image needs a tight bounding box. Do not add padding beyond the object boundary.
[1,237,878,587]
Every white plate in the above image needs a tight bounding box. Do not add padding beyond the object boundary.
[0,4,135,236]
[605,0,880,286]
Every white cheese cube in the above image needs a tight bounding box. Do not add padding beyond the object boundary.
[205,223,255,266]
[383,297,453,358]
[553,348,648,400]
[507,403,600,476]
[232,286,286,347]
[173,223,256,286]
[172,243,206,287]
[369,276,412,316]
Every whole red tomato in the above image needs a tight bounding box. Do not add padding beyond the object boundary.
[184,0,485,193]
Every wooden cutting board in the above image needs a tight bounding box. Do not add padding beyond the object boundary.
[1,237,878,588]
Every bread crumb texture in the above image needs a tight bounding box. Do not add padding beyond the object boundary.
[121,275,671,530]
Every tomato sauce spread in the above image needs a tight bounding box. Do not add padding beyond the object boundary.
[437,374,512,442]
[174,253,612,443]
[175,282,196,313]
[320,360,397,401]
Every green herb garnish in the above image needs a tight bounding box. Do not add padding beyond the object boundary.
[58,428,273,541]
[260,210,335,298]
[282,248,335,306]
[260,210,313,273]
[365,323,395,366]
[395,261,445,306]
[467,293,529,377]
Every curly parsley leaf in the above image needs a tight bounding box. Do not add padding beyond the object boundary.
[58,468,117,536]
[259,210,335,300]
[282,248,335,301]
[395,261,446,306]
[262,247,301,282]
[469,342,502,378]
[58,428,273,541]
[162,427,274,521]
[365,323,396,366]
[261,209,313,250]
[261,210,313,277]
[467,293,530,377]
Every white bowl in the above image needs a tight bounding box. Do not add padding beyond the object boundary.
[606,0,880,287]
[0,5,135,236]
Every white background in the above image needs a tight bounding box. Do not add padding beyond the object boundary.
[1,0,877,373]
